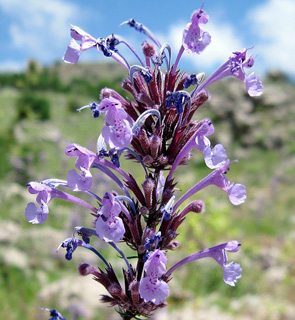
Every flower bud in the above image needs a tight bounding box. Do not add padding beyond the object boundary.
[150,135,162,158]
[137,129,151,154]
[142,40,156,58]
[108,283,128,302]
[78,263,100,277]
[165,240,181,251]
[179,200,205,219]
[129,280,140,305]
[142,178,155,208]
[143,155,154,166]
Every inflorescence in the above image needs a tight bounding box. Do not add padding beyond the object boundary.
[26,7,263,320]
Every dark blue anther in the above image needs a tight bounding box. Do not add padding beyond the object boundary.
[49,309,59,320]
[184,74,197,88]
[82,235,90,244]
[165,91,189,114]
[100,214,107,222]
[89,102,100,118]
[140,70,153,83]
[106,34,119,52]
[143,251,151,262]
[110,153,120,168]
[127,19,143,32]
[97,38,112,57]
[144,237,152,250]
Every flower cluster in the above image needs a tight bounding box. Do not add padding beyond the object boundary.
[26,7,262,320]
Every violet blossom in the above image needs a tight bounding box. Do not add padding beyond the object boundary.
[65,143,96,191]
[139,249,169,305]
[193,48,263,97]
[95,192,126,243]
[25,182,53,224]
[166,241,242,287]
[182,8,211,55]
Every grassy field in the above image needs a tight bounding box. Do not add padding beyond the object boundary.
[0,65,294,320]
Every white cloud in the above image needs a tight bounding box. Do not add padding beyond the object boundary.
[247,0,295,76]
[164,19,244,74]
[0,0,87,61]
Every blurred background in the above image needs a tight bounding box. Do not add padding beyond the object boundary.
[0,0,294,319]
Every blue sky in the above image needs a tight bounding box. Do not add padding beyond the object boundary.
[0,0,294,78]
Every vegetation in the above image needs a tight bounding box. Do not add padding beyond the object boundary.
[0,62,294,319]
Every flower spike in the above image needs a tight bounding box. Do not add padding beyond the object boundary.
[24,7,264,318]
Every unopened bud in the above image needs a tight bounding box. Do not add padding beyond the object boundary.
[143,155,154,166]
[158,155,168,165]
[78,263,100,277]
[129,280,140,305]
[142,40,156,58]
[179,200,205,219]
[150,135,162,158]
[137,129,151,154]
[108,283,128,302]
[142,178,155,208]
[165,240,181,251]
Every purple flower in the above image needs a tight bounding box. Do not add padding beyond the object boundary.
[182,8,211,55]
[166,241,242,287]
[95,192,125,242]
[194,48,263,97]
[67,168,92,192]
[209,160,247,205]
[139,249,169,305]
[246,72,263,97]
[65,143,96,170]
[192,122,228,169]
[65,143,96,190]
[63,26,97,64]
[174,159,246,211]
[99,97,134,149]
[25,182,52,224]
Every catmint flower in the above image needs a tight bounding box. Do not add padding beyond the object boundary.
[99,97,134,149]
[63,26,97,64]
[95,192,125,243]
[139,249,169,305]
[182,8,211,55]
[25,182,52,224]
[246,72,264,97]
[174,159,246,211]
[65,143,96,170]
[65,143,96,191]
[166,241,242,287]
[195,136,228,169]
[193,48,263,97]
[67,168,92,192]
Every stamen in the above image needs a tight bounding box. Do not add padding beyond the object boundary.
[132,109,162,135]
[129,65,153,85]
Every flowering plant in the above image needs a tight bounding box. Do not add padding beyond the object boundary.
[25,6,262,320]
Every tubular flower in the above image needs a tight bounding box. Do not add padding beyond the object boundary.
[25,182,53,224]
[139,249,169,305]
[182,8,211,55]
[95,192,126,243]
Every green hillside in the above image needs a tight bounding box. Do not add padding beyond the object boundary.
[0,62,294,320]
